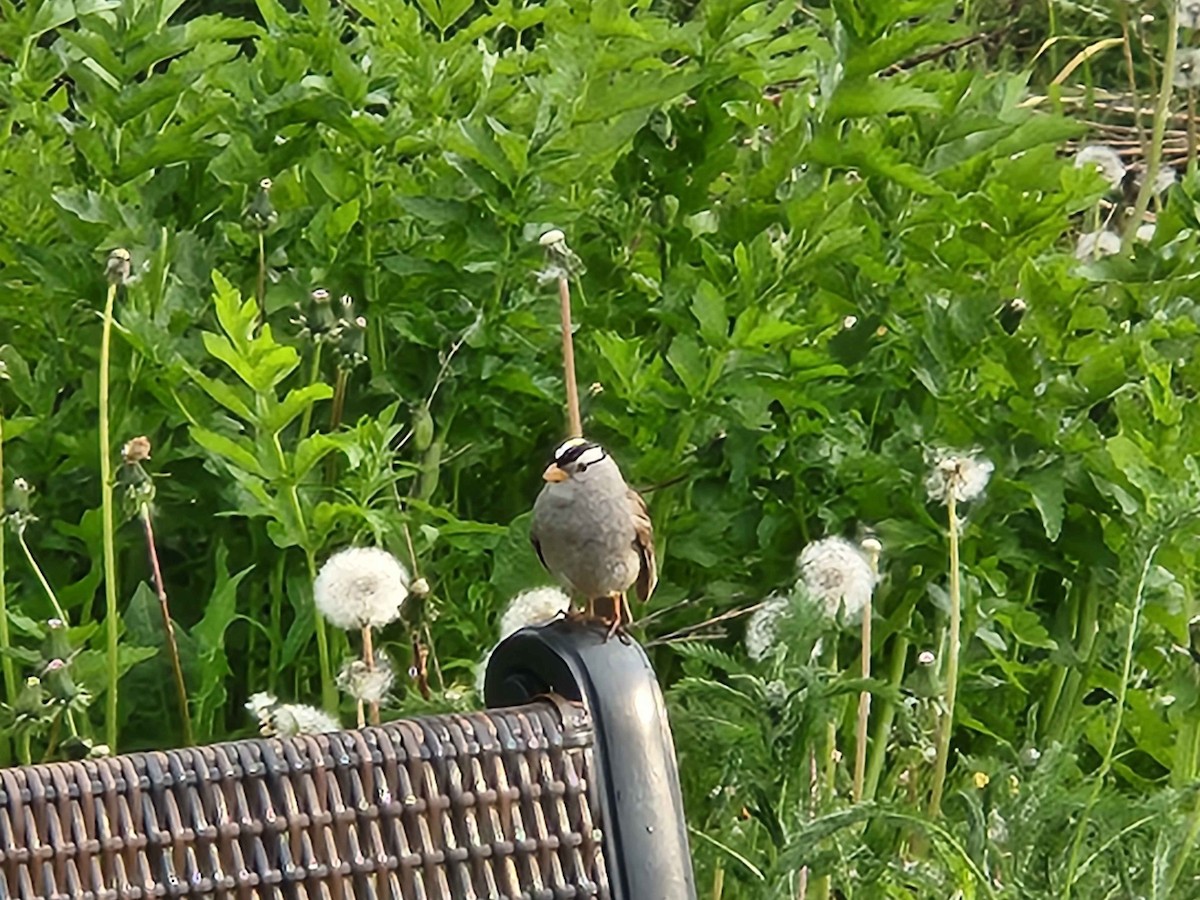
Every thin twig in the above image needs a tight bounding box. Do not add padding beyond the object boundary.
[558,274,582,438]
[141,507,193,745]
[928,491,960,819]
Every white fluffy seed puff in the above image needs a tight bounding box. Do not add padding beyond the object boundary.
[314,547,410,630]
[745,594,789,662]
[499,587,571,640]
[925,449,994,505]
[797,537,877,624]
[337,653,395,705]
[246,692,340,738]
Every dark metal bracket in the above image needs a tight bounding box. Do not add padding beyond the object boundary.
[485,617,697,900]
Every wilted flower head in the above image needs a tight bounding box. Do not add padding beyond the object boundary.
[1181,0,1200,30]
[499,587,570,640]
[798,537,876,623]
[314,547,410,630]
[1153,165,1178,195]
[105,248,131,285]
[246,691,340,737]
[1073,145,1125,190]
[925,449,994,505]
[745,594,789,661]
[1176,48,1200,88]
[1075,230,1121,260]
[536,227,585,284]
[121,435,152,464]
[337,653,395,704]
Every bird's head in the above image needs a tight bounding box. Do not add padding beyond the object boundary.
[542,438,612,484]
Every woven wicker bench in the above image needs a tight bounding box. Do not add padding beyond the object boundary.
[0,620,696,899]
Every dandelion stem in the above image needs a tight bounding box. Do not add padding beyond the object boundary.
[256,231,267,324]
[298,342,322,438]
[17,528,67,621]
[1189,88,1197,178]
[864,626,910,801]
[0,410,16,712]
[1118,3,1146,152]
[100,278,120,751]
[1062,541,1160,898]
[557,274,582,439]
[853,548,879,804]
[330,369,348,432]
[1122,4,1178,252]
[140,506,193,746]
[362,624,379,726]
[928,491,960,819]
[305,548,335,712]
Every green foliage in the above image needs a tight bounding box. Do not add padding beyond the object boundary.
[2,0,1200,895]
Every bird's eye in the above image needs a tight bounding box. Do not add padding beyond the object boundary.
[577,463,588,473]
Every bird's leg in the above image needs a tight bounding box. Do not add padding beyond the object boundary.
[605,591,628,642]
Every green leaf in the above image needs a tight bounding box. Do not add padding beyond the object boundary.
[190,425,269,479]
[263,383,334,434]
[1024,468,1065,541]
[828,79,941,120]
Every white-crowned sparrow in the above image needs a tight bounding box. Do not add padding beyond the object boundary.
[530,438,657,636]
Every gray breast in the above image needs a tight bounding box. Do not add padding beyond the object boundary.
[533,467,640,598]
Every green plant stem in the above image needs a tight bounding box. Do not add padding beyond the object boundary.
[1167,788,1200,893]
[0,410,15,710]
[17,529,67,621]
[100,280,120,751]
[928,491,960,819]
[362,624,380,726]
[853,593,871,803]
[1118,3,1146,152]
[864,626,910,801]
[1122,5,1179,252]
[306,548,334,711]
[140,506,193,746]
[256,231,267,323]
[1189,88,1197,179]
[298,342,323,438]
[1061,541,1161,898]
[558,275,582,438]
[1048,580,1099,743]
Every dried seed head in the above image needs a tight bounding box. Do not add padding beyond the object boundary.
[924,449,994,505]
[105,248,131,285]
[745,594,789,661]
[259,177,273,191]
[917,650,936,666]
[1073,144,1125,191]
[1075,230,1121,260]
[410,577,431,598]
[1176,48,1200,88]
[314,547,410,631]
[337,653,395,704]
[122,435,152,464]
[245,691,340,737]
[499,587,570,640]
[539,229,566,247]
[797,537,877,624]
[1181,0,1200,31]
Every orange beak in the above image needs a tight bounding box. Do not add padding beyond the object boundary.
[542,463,569,483]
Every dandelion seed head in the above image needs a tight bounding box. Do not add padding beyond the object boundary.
[1181,0,1200,30]
[987,810,1008,844]
[1075,230,1121,260]
[246,691,278,719]
[1153,165,1178,195]
[122,435,152,464]
[924,449,994,505]
[269,704,341,738]
[745,594,789,661]
[314,547,410,630]
[1073,144,1126,190]
[797,537,876,623]
[499,587,570,640]
[337,654,395,705]
[1176,48,1200,88]
[860,536,882,556]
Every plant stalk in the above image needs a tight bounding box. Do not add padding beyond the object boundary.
[17,530,66,621]
[298,343,323,438]
[140,506,193,745]
[256,231,267,324]
[1122,4,1179,252]
[558,275,582,438]
[362,624,380,726]
[853,546,879,803]
[101,280,120,751]
[0,410,15,711]
[864,626,910,802]
[928,491,960,819]
[1062,541,1161,898]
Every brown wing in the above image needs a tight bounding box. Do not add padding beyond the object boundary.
[628,487,658,602]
